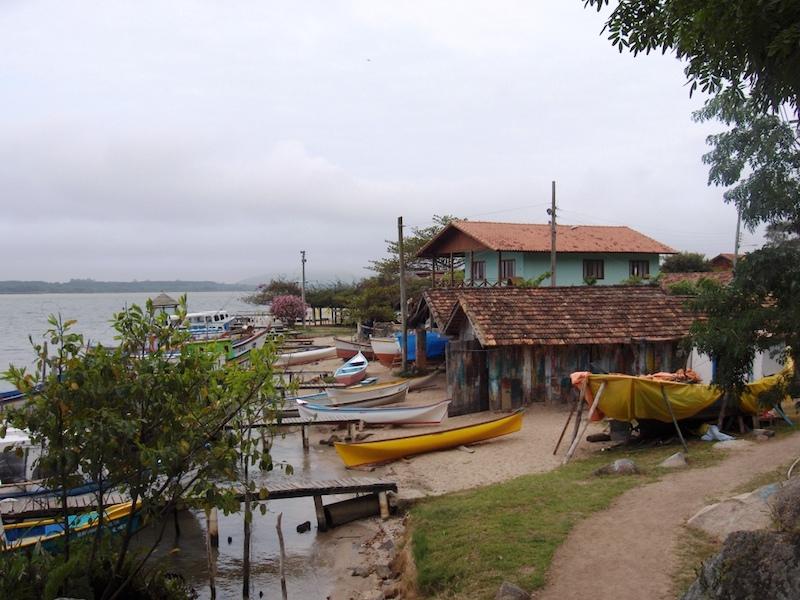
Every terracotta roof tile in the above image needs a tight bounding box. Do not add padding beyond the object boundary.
[442,286,696,346]
[419,220,676,256]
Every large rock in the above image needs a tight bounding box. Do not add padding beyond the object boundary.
[495,581,530,600]
[682,530,800,600]
[593,458,639,476]
[687,484,780,541]
[772,477,800,533]
[659,452,688,469]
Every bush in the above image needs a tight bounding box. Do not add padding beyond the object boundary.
[271,295,307,325]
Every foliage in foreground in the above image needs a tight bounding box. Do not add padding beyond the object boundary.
[2,298,283,599]
[0,540,196,600]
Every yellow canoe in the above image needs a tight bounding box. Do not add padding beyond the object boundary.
[334,410,524,467]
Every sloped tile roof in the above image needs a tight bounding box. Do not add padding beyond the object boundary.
[443,286,696,346]
[422,288,462,328]
[418,220,676,256]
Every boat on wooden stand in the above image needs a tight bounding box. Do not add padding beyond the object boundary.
[334,337,375,360]
[297,399,450,425]
[334,352,368,386]
[325,380,409,407]
[370,336,401,367]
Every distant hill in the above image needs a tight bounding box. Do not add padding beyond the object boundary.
[0,279,256,294]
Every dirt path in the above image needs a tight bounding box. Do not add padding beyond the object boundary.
[537,432,800,600]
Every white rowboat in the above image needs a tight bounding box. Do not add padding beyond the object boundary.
[334,352,368,386]
[325,380,409,407]
[370,336,401,367]
[296,399,450,425]
[275,346,337,367]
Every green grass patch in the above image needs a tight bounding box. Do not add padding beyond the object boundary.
[672,526,721,598]
[409,441,723,599]
[294,325,356,338]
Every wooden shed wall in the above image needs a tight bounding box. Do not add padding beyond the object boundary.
[448,340,682,413]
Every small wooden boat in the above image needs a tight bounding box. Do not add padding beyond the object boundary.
[334,352,368,386]
[227,327,271,365]
[275,346,337,367]
[325,380,409,407]
[370,336,401,367]
[334,409,524,467]
[2,501,139,552]
[297,399,450,425]
[334,337,375,360]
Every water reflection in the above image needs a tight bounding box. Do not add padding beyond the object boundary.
[140,428,355,599]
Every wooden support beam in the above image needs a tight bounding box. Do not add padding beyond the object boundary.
[378,492,390,520]
[314,495,328,531]
[347,422,355,441]
[660,385,689,454]
[301,425,309,450]
[553,380,585,455]
[563,382,605,464]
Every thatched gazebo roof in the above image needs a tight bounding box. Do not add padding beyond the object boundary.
[150,292,179,309]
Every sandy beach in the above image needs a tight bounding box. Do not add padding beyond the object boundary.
[286,341,605,600]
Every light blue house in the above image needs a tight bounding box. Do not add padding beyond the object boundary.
[417,220,676,286]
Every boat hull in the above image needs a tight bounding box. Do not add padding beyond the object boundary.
[325,380,409,406]
[334,410,524,467]
[334,352,368,386]
[275,346,337,367]
[298,400,450,425]
[334,337,375,360]
[370,337,401,367]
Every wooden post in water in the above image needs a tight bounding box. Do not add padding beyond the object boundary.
[204,508,218,600]
[207,507,219,548]
[314,495,328,531]
[276,512,288,600]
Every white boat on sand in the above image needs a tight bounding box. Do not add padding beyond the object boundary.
[370,336,401,367]
[325,380,409,407]
[275,346,337,367]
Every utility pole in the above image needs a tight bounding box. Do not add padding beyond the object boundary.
[300,250,307,327]
[398,217,408,372]
[548,180,557,286]
[733,209,741,270]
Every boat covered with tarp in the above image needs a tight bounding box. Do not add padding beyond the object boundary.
[570,363,793,423]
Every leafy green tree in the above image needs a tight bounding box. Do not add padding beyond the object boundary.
[243,276,301,305]
[694,89,800,233]
[660,252,711,273]
[585,1,800,114]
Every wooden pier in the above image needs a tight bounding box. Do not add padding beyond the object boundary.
[236,413,365,450]
[0,477,397,532]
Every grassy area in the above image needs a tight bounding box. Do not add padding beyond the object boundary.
[409,441,722,599]
[293,325,356,338]
[672,526,720,597]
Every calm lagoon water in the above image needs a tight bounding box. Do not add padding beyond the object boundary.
[0,291,349,599]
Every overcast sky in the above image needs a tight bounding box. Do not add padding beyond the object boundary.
[0,1,762,285]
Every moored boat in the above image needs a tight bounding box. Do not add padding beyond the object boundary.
[297,399,450,425]
[334,409,524,467]
[370,336,401,367]
[334,352,368,386]
[325,380,409,407]
[2,501,140,552]
[334,337,375,360]
[274,346,337,367]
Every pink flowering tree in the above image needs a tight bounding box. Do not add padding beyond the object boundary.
[271,294,307,327]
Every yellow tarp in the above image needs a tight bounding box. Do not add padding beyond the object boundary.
[578,364,792,423]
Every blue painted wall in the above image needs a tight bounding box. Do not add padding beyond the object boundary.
[464,251,660,285]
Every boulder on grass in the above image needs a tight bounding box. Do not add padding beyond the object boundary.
[659,452,688,469]
[687,484,780,541]
[593,458,639,476]
[682,530,800,600]
[496,581,530,600]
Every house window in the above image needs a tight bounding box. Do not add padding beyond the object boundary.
[471,260,486,281]
[629,260,650,278]
[500,259,516,280]
[583,259,604,280]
